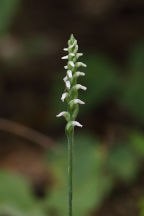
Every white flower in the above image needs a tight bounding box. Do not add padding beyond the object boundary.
[61,92,68,102]
[66,80,71,89]
[67,70,72,78]
[56,111,67,117]
[63,76,68,82]
[62,55,68,60]
[75,71,85,77]
[74,84,87,91]
[76,62,87,67]
[63,48,68,51]
[70,99,85,105]
[69,61,75,67]
[76,53,83,58]
[64,65,68,69]
[69,53,75,57]
[71,121,83,127]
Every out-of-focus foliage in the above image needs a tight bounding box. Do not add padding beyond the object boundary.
[83,54,119,112]
[0,131,144,216]
[0,0,20,34]
[139,198,144,216]
[108,144,139,181]
[0,170,46,216]
[131,132,144,157]
[121,42,144,122]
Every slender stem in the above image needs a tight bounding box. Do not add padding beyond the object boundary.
[67,129,74,216]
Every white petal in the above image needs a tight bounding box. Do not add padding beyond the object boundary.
[77,62,87,67]
[63,48,68,51]
[75,84,87,91]
[64,65,68,69]
[77,53,83,58]
[69,53,75,57]
[69,61,75,67]
[72,121,83,127]
[62,55,68,59]
[63,76,68,82]
[66,81,71,89]
[71,99,85,105]
[56,111,67,117]
[61,92,68,102]
[75,71,85,77]
[67,70,72,78]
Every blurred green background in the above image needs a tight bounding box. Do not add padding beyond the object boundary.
[0,0,144,216]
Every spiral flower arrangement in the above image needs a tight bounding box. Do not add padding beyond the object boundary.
[56,34,87,216]
[56,34,87,130]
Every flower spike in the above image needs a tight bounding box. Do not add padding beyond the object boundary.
[57,34,87,129]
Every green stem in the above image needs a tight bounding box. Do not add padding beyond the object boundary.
[67,129,74,216]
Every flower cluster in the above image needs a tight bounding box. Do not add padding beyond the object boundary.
[56,34,87,132]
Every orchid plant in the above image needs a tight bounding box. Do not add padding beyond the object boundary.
[56,34,87,216]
